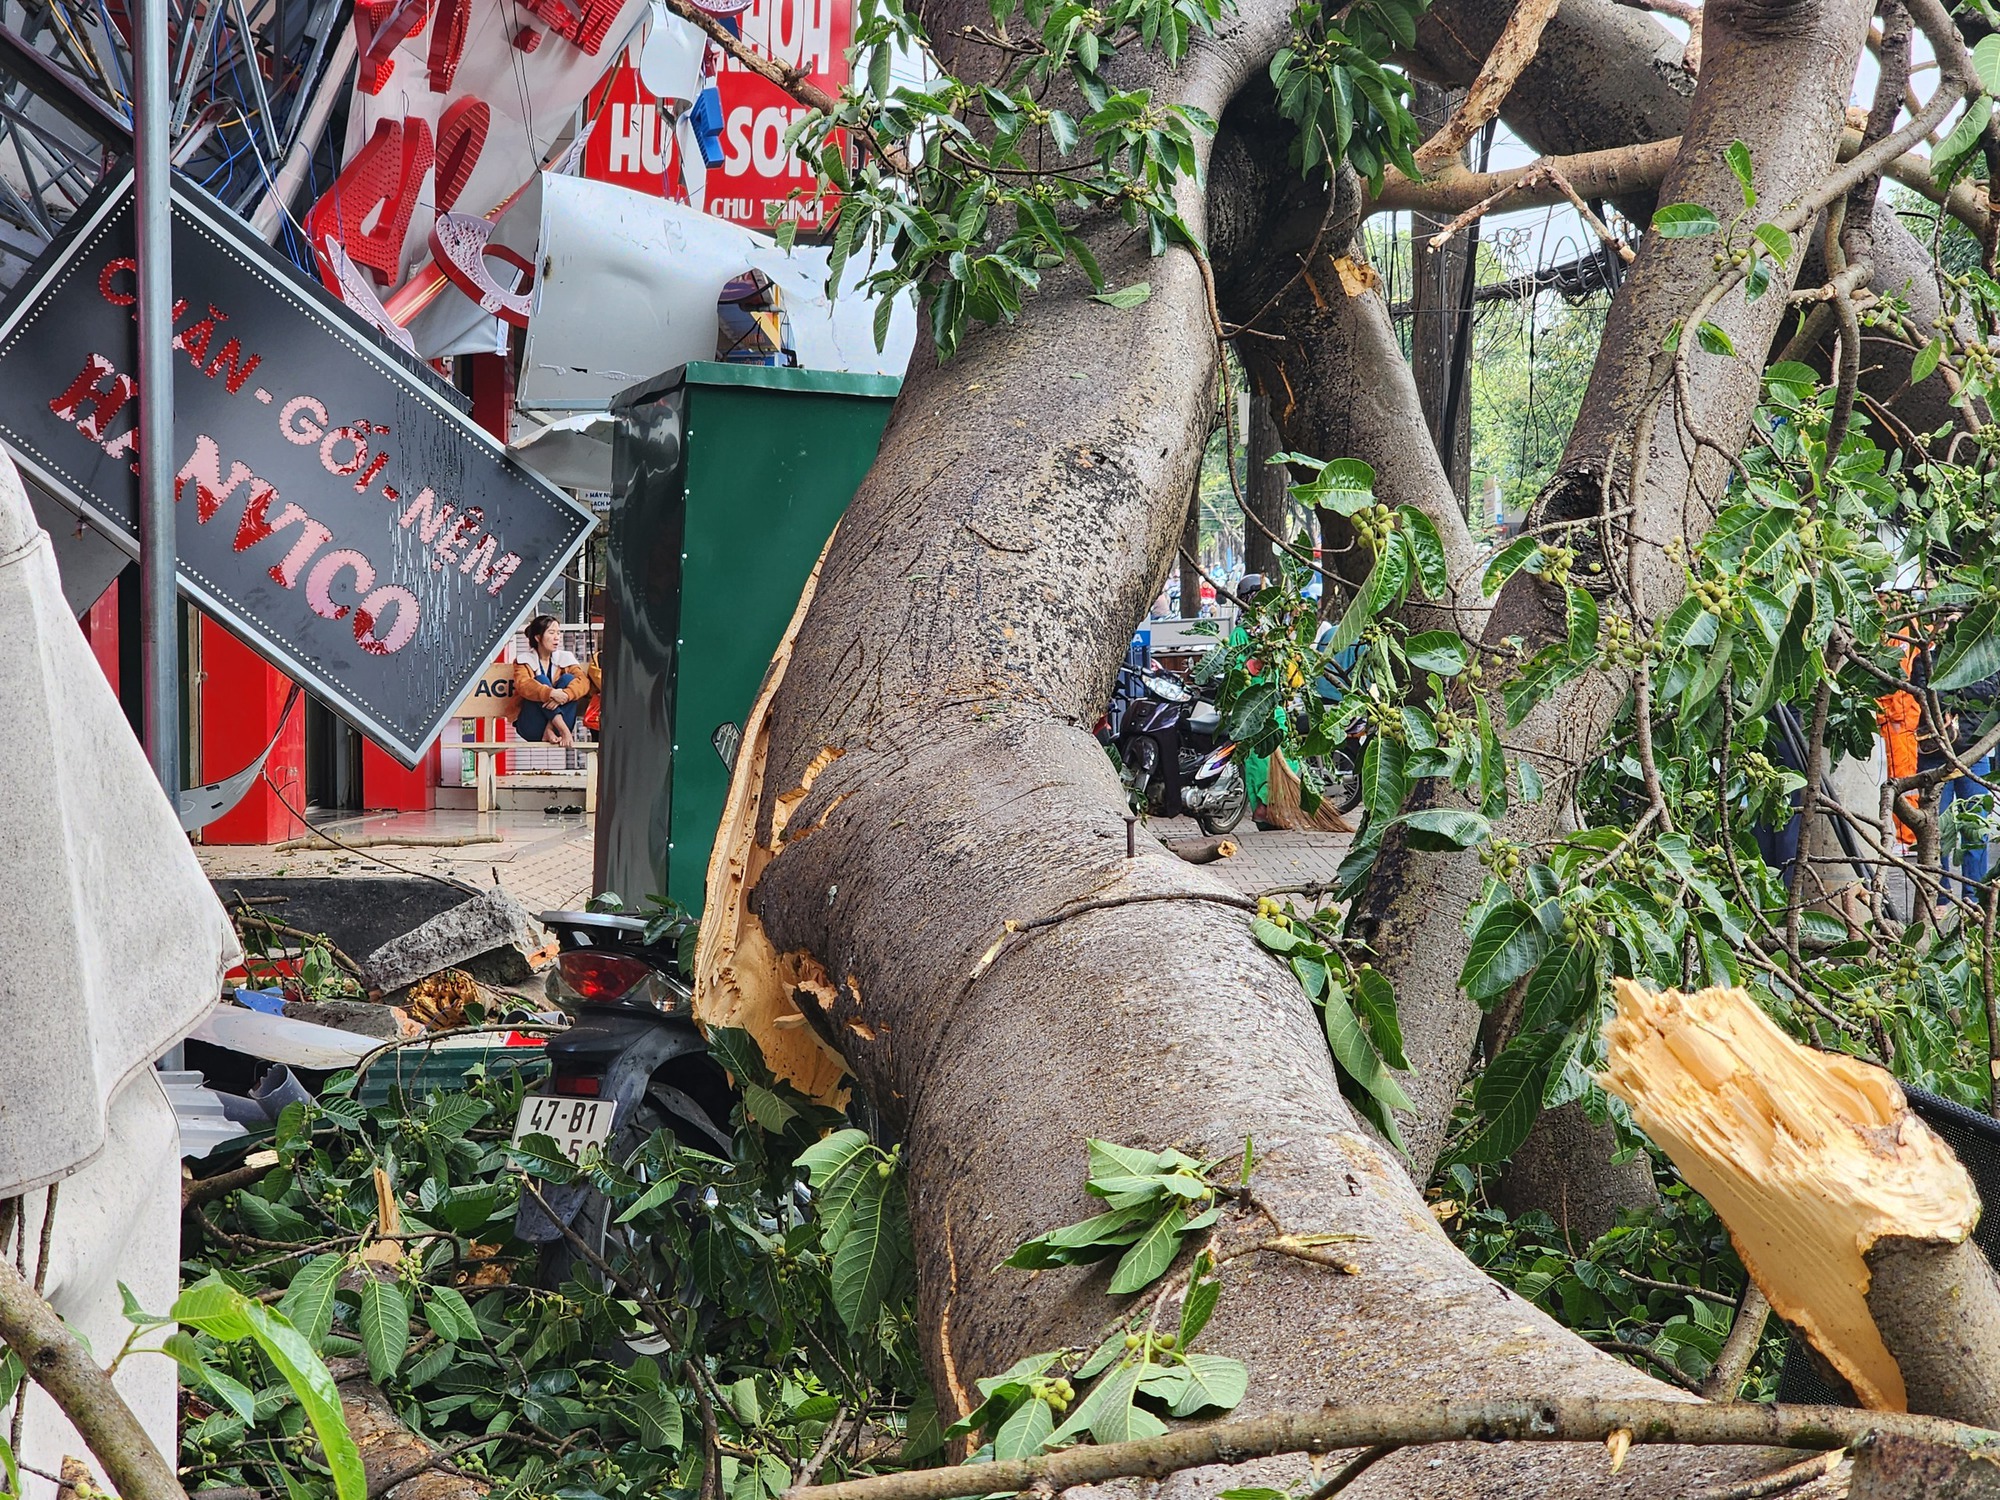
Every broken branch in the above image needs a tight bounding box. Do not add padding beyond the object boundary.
[784,1398,2000,1500]
[1411,0,1564,173]
[0,1254,186,1500]
[1601,981,2000,1422]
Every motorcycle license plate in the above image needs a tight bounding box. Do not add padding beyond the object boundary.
[512,1095,617,1162]
[1197,744,1235,779]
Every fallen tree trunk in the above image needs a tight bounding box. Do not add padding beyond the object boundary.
[699,0,1972,1496]
[339,1376,493,1500]
[1601,980,2000,1423]
[730,15,1786,1500]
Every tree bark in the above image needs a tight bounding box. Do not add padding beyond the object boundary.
[725,19,1816,1500]
[1351,0,1875,1177]
[1178,473,1203,617]
[341,1378,493,1500]
[694,1,1958,1496]
[1241,392,1286,578]
[1407,80,1477,512]
[1493,1103,1661,1245]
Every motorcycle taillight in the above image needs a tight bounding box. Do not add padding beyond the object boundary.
[558,950,651,1001]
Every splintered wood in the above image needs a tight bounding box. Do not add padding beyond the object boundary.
[1599,979,1978,1412]
[692,540,850,1105]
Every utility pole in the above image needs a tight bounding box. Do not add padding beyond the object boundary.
[134,0,178,796]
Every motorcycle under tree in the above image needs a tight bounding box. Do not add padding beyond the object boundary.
[513,904,737,1292]
[1113,666,1249,834]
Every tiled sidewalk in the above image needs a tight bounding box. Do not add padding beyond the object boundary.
[197,808,598,914]
[197,809,1352,919]
[1145,816,1353,895]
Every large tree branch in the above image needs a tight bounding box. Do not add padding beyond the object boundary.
[787,1399,2000,1500]
[0,1254,185,1500]
[1411,0,1565,172]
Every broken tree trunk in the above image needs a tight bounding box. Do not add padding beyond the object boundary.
[1601,979,2000,1423]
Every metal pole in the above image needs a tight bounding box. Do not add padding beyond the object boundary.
[135,0,178,795]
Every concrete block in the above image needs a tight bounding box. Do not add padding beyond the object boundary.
[363,885,550,993]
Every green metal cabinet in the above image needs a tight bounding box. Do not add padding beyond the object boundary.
[594,361,900,914]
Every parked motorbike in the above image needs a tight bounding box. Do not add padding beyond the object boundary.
[1114,666,1249,834]
[513,909,736,1291]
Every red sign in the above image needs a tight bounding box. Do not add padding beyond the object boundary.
[583,0,849,232]
[583,37,676,193]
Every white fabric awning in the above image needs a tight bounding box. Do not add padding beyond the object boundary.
[0,450,240,1197]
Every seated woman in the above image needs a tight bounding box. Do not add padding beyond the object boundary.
[509,615,593,747]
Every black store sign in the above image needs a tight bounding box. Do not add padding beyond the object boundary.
[0,166,593,765]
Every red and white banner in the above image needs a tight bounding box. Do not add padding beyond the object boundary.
[582,0,849,232]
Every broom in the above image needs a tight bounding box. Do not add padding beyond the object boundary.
[1262,752,1354,833]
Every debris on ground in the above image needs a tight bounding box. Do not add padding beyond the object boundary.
[363,887,554,994]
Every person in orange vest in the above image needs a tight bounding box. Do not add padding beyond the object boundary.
[1879,682,1920,846]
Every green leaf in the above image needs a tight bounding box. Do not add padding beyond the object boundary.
[741,1082,798,1133]
[1565,585,1599,661]
[1935,98,1993,186]
[172,1279,367,1500]
[1933,600,2000,690]
[1179,1276,1221,1345]
[1725,140,1755,207]
[1398,507,1446,596]
[422,1286,481,1345]
[1324,985,1412,1114]
[1360,734,1407,826]
[1504,646,1589,727]
[1352,967,1409,1071]
[1651,202,1720,238]
[277,1253,344,1349]
[1695,321,1736,357]
[631,1384,685,1450]
[1912,337,1944,385]
[1299,457,1376,514]
[164,1333,258,1422]
[1328,556,1385,654]
[1251,915,1301,953]
[1108,1206,1192,1293]
[829,1168,905,1330]
[1404,631,1468,676]
[1092,281,1152,309]
[1975,32,2000,94]
[1483,534,1537,594]
[1081,1363,1171,1444]
[1454,1032,1563,1165]
[358,1277,410,1385]
[508,1132,582,1182]
[1749,585,1814,716]
[796,1125,874,1183]
[993,1395,1055,1458]
[1520,941,1593,1034]
[1395,807,1491,851]
[1459,901,1550,1002]
[1165,1353,1248,1416]
[1752,222,1793,264]
[1005,1205,1153,1268]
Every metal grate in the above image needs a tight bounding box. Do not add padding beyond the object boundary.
[1773,1085,2000,1403]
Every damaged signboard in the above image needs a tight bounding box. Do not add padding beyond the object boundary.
[0,165,594,766]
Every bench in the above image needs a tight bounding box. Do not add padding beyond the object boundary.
[459,739,599,814]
